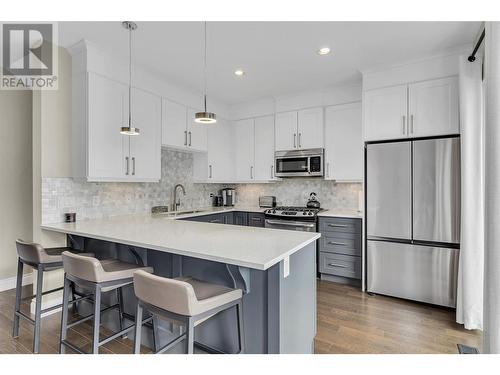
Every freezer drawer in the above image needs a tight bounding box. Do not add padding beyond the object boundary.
[367,241,459,307]
[366,142,412,240]
[413,138,461,243]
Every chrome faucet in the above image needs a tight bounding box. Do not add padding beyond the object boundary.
[172,184,186,211]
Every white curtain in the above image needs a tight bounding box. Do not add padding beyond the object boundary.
[456,55,484,330]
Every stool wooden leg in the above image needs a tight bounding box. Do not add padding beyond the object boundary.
[33,265,44,354]
[60,275,71,354]
[236,301,245,354]
[91,285,101,354]
[133,303,143,354]
[185,317,194,354]
[12,259,23,338]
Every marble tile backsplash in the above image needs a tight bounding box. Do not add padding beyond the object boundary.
[234,180,362,210]
[42,149,227,224]
[42,149,362,224]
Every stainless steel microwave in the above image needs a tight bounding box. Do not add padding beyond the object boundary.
[274,148,324,177]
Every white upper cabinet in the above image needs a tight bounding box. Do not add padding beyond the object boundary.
[161,100,208,152]
[408,77,459,137]
[162,99,187,149]
[275,111,298,151]
[275,107,324,151]
[254,115,276,181]
[206,119,235,181]
[363,77,459,141]
[87,73,129,180]
[324,102,363,182]
[363,84,408,141]
[84,73,161,182]
[186,108,208,152]
[234,119,255,181]
[297,107,324,149]
[129,88,162,181]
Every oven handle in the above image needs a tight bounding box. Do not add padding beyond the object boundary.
[265,219,316,228]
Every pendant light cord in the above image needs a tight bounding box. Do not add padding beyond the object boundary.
[203,21,207,112]
[128,25,132,126]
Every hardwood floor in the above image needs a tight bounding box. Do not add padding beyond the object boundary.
[0,281,482,354]
[315,280,482,354]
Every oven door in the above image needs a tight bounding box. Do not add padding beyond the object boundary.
[265,218,317,232]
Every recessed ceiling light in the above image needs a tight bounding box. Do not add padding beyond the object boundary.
[234,69,245,76]
[317,47,331,55]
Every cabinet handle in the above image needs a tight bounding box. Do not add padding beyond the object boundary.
[271,165,274,179]
[250,166,254,179]
[210,219,221,223]
[294,133,297,148]
[209,165,212,179]
[125,156,129,175]
[298,133,302,148]
[328,223,348,228]
[184,130,188,146]
[328,263,348,268]
[410,114,414,134]
[328,241,347,246]
[402,116,406,135]
[132,157,136,175]
[251,217,262,221]
[188,131,192,146]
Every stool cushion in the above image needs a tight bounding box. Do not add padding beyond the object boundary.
[62,252,153,284]
[134,270,242,317]
[16,239,93,265]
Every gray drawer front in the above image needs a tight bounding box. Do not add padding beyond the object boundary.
[248,213,265,227]
[320,232,361,256]
[319,253,361,279]
[319,217,361,234]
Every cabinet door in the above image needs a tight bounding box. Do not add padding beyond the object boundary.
[234,119,255,181]
[324,102,362,181]
[187,108,208,152]
[248,213,265,227]
[254,115,276,180]
[207,119,235,181]
[162,98,187,149]
[363,84,408,141]
[87,73,128,180]
[408,77,459,137]
[129,88,161,181]
[275,111,298,151]
[297,107,324,149]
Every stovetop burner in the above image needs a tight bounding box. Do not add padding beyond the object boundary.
[264,206,322,219]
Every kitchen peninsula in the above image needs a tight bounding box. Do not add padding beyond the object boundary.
[41,210,320,354]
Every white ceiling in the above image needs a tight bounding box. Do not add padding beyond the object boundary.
[58,21,480,105]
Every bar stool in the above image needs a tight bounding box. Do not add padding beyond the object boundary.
[12,239,93,353]
[133,270,244,354]
[60,251,154,354]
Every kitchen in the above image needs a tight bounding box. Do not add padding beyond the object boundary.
[0,9,499,368]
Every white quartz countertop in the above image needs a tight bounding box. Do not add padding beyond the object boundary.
[317,209,363,219]
[41,213,320,271]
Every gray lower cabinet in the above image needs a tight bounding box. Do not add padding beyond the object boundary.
[248,213,265,227]
[234,212,248,226]
[318,216,362,284]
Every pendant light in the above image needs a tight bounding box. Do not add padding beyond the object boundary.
[195,22,217,124]
[120,21,140,135]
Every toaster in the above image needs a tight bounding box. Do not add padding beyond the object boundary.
[259,196,276,208]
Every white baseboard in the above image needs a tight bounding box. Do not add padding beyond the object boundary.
[0,273,33,292]
[30,294,63,317]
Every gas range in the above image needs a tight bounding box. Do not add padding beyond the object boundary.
[264,206,321,220]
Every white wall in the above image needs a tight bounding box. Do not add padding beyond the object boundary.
[0,90,33,286]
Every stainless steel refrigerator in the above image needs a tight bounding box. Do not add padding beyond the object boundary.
[366,137,461,307]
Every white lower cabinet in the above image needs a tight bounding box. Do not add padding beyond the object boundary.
[324,102,363,182]
[82,73,161,182]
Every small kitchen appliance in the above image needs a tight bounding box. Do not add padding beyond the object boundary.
[220,188,236,206]
[274,148,324,177]
[259,196,276,208]
[306,192,321,209]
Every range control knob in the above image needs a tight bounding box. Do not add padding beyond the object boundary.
[308,212,313,215]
